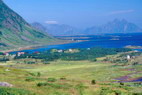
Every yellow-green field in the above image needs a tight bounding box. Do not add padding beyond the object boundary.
[0,59,142,95]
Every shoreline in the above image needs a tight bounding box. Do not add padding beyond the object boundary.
[1,36,90,53]
[125,45,142,49]
[1,40,75,53]
[3,37,142,53]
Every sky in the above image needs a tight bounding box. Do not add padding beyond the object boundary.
[4,0,142,28]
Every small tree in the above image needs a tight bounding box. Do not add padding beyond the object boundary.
[91,80,96,85]
[133,62,139,65]
[120,82,124,86]
[37,72,41,77]
[91,58,97,62]
[47,78,57,82]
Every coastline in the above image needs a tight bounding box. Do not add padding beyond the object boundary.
[1,40,75,53]
[3,35,142,53]
[125,45,142,49]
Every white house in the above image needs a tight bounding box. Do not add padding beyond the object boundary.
[58,50,63,53]
[17,52,25,56]
[69,49,73,52]
[127,55,131,60]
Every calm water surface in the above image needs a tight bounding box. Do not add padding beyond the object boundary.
[11,33,142,53]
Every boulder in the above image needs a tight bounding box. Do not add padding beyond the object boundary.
[0,82,13,87]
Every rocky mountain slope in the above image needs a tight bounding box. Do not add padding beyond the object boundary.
[84,19,142,35]
[0,0,55,50]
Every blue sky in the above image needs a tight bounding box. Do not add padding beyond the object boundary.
[4,0,142,28]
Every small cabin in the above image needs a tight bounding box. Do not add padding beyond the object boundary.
[127,55,131,60]
[17,52,25,56]
[58,50,63,53]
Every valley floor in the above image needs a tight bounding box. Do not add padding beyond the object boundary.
[0,57,142,95]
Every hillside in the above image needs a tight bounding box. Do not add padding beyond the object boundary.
[0,0,55,50]
[31,22,47,34]
[84,19,142,35]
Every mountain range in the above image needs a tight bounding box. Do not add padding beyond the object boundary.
[84,19,142,35]
[0,0,55,50]
[32,22,80,36]
[32,19,142,36]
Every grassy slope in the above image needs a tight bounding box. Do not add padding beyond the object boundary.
[0,26,56,50]
[1,58,142,95]
[0,0,57,50]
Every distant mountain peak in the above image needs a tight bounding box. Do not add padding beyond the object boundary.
[31,22,47,32]
[121,19,127,22]
[31,22,81,36]
[84,19,142,35]
[113,18,120,22]
[110,19,128,24]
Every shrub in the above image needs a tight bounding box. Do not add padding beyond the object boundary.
[90,58,97,62]
[114,90,122,95]
[37,82,47,87]
[27,61,36,64]
[29,72,37,76]
[51,83,72,89]
[60,77,66,80]
[133,82,142,87]
[37,72,41,77]
[120,82,124,86]
[47,78,57,82]
[37,82,72,89]
[132,62,139,65]
[25,77,36,82]
[0,58,9,62]
[91,80,96,85]
[43,61,50,64]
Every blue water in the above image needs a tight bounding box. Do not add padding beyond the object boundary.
[10,33,142,53]
[132,78,142,82]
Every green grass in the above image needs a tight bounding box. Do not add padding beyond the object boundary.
[0,0,58,51]
[0,59,142,95]
[18,60,132,82]
[0,87,35,95]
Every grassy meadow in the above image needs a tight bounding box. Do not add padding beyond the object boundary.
[0,56,142,95]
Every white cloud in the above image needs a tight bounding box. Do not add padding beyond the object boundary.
[45,20,58,24]
[109,10,135,15]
